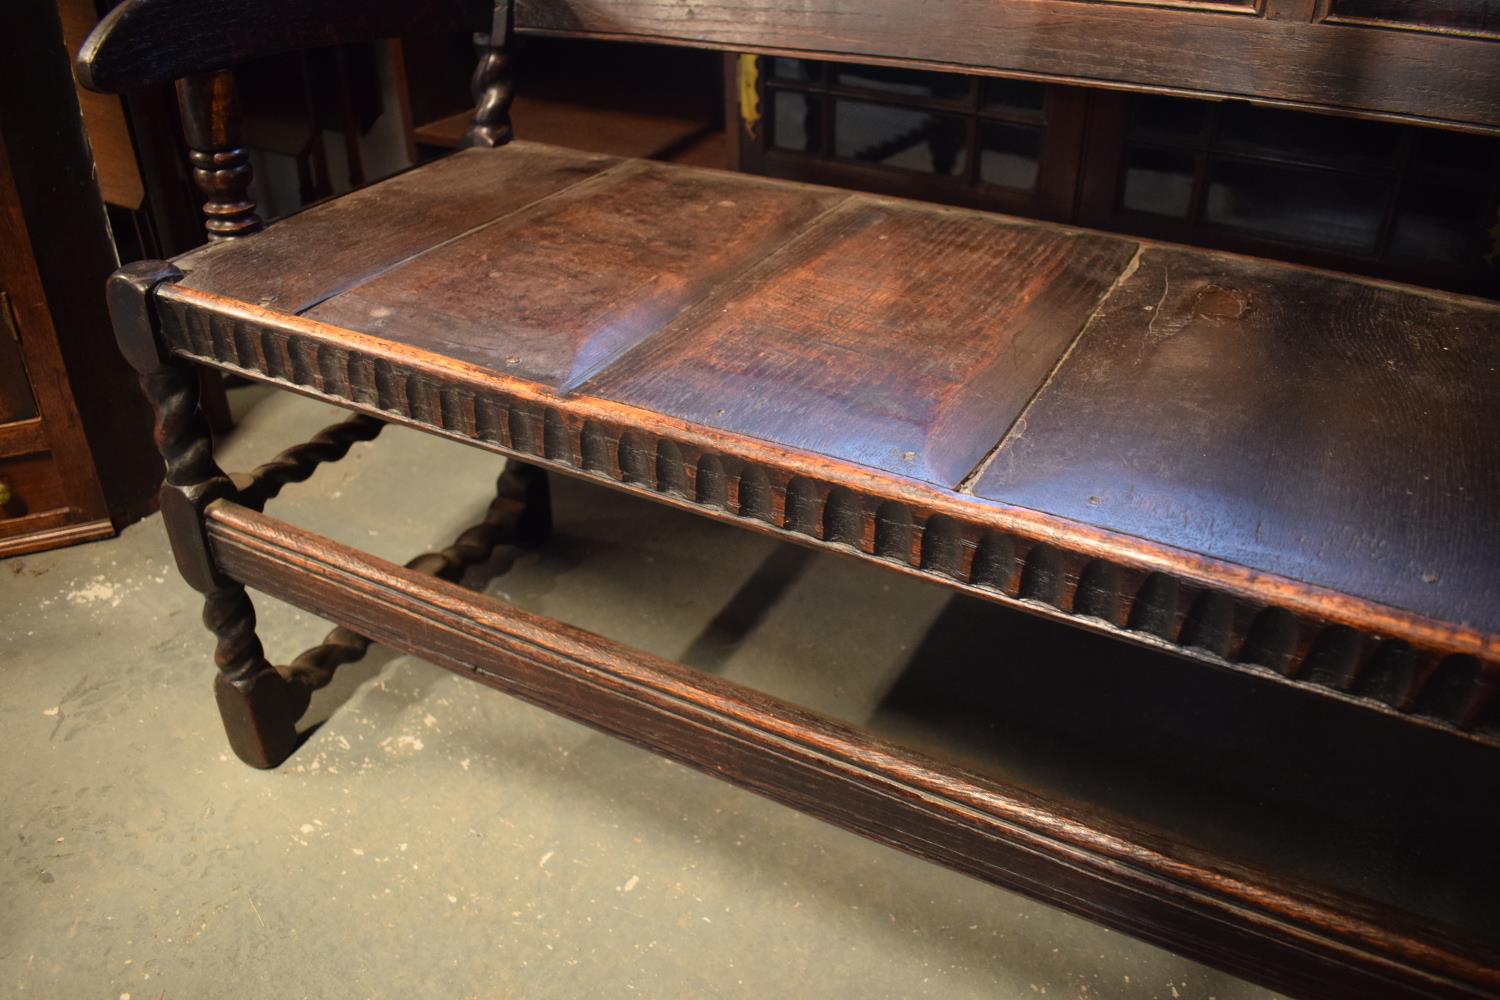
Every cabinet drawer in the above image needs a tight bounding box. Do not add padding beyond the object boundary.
[0,451,70,533]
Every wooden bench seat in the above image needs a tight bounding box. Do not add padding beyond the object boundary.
[76,0,1500,990]
[155,141,1500,746]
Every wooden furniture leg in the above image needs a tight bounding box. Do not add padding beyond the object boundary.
[109,258,554,765]
[108,259,304,766]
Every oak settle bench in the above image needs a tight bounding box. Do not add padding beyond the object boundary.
[78,1,1500,995]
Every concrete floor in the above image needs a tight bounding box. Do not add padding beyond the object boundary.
[1,386,1280,1000]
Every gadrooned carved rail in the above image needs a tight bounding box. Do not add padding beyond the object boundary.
[156,292,1499,746]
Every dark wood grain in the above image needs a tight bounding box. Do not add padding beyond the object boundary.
[0,126,110,547]
[972,247,1500,639]
[176,71,261,240]
[76,0,489,92]
[176,143,618,314]
[81,0,1500,989]
[76,0,1500,134]
[151,277,1500,747]
[108,261,308,769]
[303,158,847,388]
[515,0,1500,133]
[204,498,1500,1000]
[585,199,1136,486]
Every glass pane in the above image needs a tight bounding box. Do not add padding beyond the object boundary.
[979,123,1041,190]
[833,65,969,101]
[0,299,38,424]
[1204,160,1388,252]
[767,58,822,83]
[1390,183,1490,264]
[834,100,967,176]
[982,78,1046,116]
[1216,104,1397,171]
[1327,0,1500,35]
[772,90,823,153]
[1121,147,1197,217]
[1128,95,1208,145]
[1411,128,1500,177]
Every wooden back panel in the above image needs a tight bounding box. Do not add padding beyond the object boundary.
[79,0,1500,134]
[77,0,490,92]
[514,0,1500,134]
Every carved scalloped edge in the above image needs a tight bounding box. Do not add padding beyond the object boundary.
[157,296,1499,746]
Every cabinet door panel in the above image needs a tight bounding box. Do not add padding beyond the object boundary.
[0,292,38,424]
[1326,0,1500,37]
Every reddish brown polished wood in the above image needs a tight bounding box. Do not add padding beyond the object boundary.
[303,159,845,388]
[585,199,1135,486]
[972,247,1500,638]
[75,0,1500,993]
[204,498,1500,1000]
[514,0,1500,134]
[155,145,1500,734]
[176,143,618,314]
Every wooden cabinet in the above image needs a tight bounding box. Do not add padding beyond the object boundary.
[0,144,114,554]
[0,0,159,556]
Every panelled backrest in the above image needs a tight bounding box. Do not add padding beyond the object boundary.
[75,0,1500,242]
[80,0,1500,134]
[512,0,1500,135]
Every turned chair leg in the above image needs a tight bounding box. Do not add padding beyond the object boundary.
[110,260,555,768]
[110,261,307,767]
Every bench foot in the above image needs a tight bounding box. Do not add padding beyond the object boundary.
[214,663,310,768]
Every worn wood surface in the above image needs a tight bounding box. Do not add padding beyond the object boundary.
[153,286,1500,748]
[204,498,1500,1000]
[303,159,845,388]
[159,141,1500,746]
[514,0,1500,133]
[176,144,617,314]
[75,0,1500,133]
[584,199,1135,486]
[75,0,489,92]
[973,246,1500,639]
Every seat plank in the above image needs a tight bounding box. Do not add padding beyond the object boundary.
[176,143,618,314]
[972,247,1500,636]
[158,143,1500,740]
[584,199,1137,487]
[304,160,847,389]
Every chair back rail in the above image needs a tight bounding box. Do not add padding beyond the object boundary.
[76,0,491,92]
[512,0,1500,134]
[75,0,1500,242]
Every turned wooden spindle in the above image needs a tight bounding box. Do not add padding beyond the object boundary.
[464,1,515,148]
[176,70,261,240]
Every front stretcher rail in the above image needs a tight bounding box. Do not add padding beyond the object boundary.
[203,498,1500,999]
